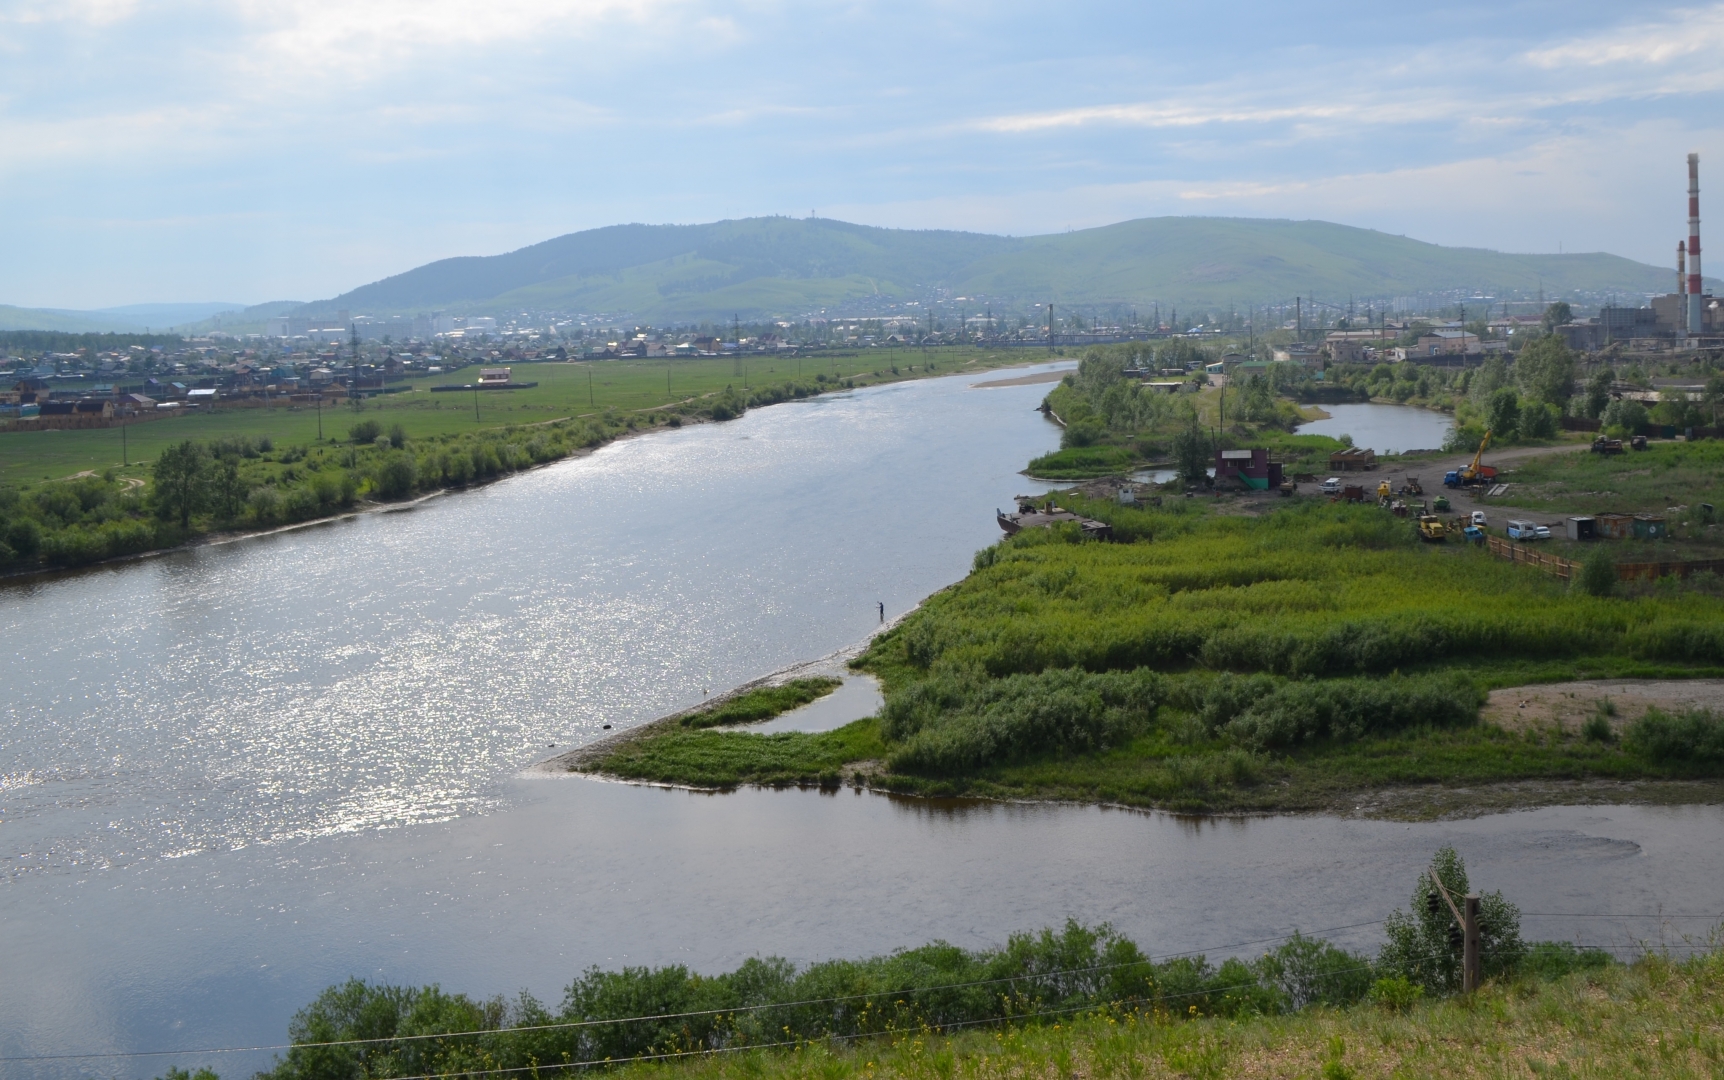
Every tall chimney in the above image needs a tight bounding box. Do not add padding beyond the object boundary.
[1680,241,1688,295]
[1689,153,1703,334]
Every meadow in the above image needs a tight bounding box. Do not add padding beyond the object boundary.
[0,347,1032,488]
[1498,439,1724,518]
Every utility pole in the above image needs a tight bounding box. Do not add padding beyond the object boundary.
[588,364,594,407]
[474,386,480,423]
[1047,302,1054,354]
[1464,894,1482,993]
[121,418,127,466]
[1296,297,1303,341]
[350,325,362,410]
[1429,869,1481,994]
[316,394,323,440]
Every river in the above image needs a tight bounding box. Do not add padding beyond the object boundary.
[3,367,1720,1078]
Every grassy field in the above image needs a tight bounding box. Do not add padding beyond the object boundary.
[0,347,1035,488]
[586,492,1724,810]
[1499,439,1724,519]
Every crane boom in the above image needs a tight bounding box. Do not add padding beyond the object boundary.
[1462,429,1493,481]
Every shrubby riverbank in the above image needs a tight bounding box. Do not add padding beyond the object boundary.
[163,849,1703,1080]
[0,374,882,575]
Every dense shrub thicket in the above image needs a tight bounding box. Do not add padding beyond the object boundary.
[859,499,1724,777]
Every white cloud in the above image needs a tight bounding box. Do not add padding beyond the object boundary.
[1525,3,1724,68]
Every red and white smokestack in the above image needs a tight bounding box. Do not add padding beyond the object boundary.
[1680,241,1688,295]
[1689,153,1703,334]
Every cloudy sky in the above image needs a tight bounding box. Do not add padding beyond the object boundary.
[2,0,1721,307]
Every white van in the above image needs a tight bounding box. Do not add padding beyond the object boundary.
[1321,478,1341,495]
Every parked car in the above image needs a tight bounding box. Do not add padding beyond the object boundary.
[1321,477,1341,495]
[1535,524,1551,540]
[1471,510,1488,527]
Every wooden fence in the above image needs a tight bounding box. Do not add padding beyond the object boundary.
[1488,535,1724,582]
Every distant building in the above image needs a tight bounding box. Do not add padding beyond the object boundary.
[478,367,512,386]
[1214,448,1283,491]
[1322,331,1394,363]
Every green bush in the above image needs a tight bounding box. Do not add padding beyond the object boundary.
[883,668,1162,774]
[348,419,382,444]
[1203,672,1482,749]
[1576,548,1616,597]
[1629,707,1724,764]
[1378,845,1524,994]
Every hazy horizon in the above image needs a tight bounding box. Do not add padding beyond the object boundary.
[3,0,1719,309]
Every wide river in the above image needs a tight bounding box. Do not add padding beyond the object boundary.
[3,371,1720,1078]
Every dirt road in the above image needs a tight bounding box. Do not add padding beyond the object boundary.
[1356,441,1589,519]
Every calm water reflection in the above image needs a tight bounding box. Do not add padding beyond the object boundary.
[1297,403,1454,455]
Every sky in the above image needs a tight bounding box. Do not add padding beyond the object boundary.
[2,0,1722,308]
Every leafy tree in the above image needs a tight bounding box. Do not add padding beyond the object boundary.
[212,456,249,522]
[348,419,382,444]
[1514,335,1577,409]
[1705,373,1724,427]
[1468,356,1510,404]
[1601,397,1647,435]
[1485,387,1520,439]
[1172,419,1211,485]
[1540,301,1574,333]
[1379,845,1524,993]
[1583,367,1614,419]
[152,440,210,528]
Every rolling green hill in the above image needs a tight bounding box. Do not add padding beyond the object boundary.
[297,215,1692,323]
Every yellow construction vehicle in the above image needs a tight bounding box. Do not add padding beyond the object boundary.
[1377,479,1392,501]
[1417,514,1447,542]
[1445,430,1496,488]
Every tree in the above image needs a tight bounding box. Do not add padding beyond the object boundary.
[1486,387,1520,439]
[152,440,209,528]
[1378,845,1524,993]
[1172,419,1210,485]
[212,456,249,522]
[1514,335,1577,409]
[1469,356,1510,404]
[1540,301,1574,333]
[1601,397,1647,435]
[1704,373,1724,427]
[1583,367,1614,419]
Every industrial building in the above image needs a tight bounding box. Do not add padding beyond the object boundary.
[1573,153,1723,349]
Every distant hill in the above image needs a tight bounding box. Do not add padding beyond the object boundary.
[0,300,270,335]
[0,305,147,334]
[299,216,1696,323]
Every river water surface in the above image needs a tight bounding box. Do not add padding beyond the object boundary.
[4,367,1721,1078]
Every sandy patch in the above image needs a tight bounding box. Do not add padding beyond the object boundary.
[1484,680,1724,735]
[971,370,1068,388]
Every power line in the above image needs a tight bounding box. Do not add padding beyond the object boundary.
[0,920,1391,1065]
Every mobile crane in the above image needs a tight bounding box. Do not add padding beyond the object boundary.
[1443,430,1497,488]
